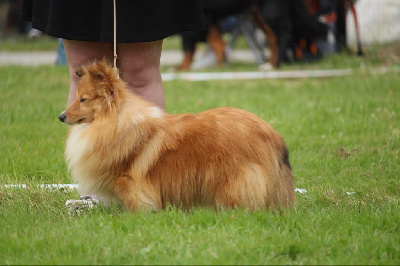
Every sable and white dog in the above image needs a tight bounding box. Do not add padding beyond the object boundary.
[59,60,294,212]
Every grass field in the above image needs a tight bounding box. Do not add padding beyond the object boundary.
[0,45,399,264]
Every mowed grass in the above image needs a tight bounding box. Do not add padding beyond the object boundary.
[0,63,399,264]
[0,36,58,52]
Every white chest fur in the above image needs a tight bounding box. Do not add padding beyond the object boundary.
[65,124,97,194]
[65,124,91,169]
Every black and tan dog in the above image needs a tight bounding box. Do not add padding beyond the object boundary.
[178,0,279,70]
[178,0,362,70]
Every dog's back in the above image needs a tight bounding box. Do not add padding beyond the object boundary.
[140,107,294,210]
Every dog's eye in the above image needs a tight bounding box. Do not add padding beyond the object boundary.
[80,98,87,103]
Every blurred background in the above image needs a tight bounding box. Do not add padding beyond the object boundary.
[0,0,399,69]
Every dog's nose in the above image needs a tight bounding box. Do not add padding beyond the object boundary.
[58,113,66,123]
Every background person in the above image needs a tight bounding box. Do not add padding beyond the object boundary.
[20,0,204,109]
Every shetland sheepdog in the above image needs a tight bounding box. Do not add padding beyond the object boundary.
[58,60,294,212]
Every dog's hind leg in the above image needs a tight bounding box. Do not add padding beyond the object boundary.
[177,31,200,70]
[214,164,269,211]
[206,24,226,66]
[178,51,194,71]
[250,5,279,68]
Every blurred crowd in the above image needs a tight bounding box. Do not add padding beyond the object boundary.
[1,0,363,68]
[178,0,358,70]
[0,0,35,40]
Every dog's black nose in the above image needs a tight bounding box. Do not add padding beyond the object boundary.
[58,113,66,122]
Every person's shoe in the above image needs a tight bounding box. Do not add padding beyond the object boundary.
[65,195,105,216]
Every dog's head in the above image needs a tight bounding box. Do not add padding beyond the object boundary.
[58,60,122,125]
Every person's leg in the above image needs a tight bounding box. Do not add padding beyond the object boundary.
[63,40,165,109]
[63,39,113,106]
[117,40,165,109]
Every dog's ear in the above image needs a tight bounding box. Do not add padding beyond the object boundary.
[89,70,106,81]
[75,69,84,78]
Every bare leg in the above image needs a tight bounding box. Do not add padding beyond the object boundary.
[63,40,113,106]
[63,39,165,109]
[117,41,165,109]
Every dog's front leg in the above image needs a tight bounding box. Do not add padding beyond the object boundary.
[113,175,161,212]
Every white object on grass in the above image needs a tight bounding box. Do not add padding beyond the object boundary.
[295,188,307,194]
[1,184,78,189]
[2,184,308,194]
[161,69,353,82]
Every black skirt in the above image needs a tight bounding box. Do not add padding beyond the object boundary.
[20,0,204,42]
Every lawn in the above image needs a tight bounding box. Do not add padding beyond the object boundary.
[0,34,243,52]
[0,46,399,264]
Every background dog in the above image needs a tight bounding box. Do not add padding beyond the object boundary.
[179,0,361,69]
[178,0,279,70]
[59,60,294,212]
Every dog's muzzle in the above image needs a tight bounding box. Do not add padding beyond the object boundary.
[58,112,67,123]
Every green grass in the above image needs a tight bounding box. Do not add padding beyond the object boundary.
[0,34,183,52]
[0,34,239,52]
[1,54,400,264]
[0,36,58,52]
